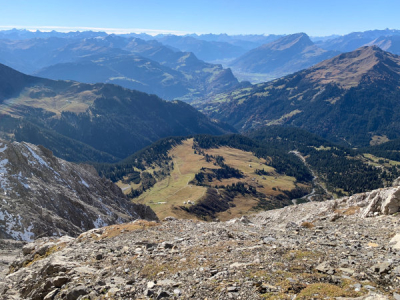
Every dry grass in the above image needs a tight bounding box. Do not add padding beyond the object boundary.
[266,109,302,125]
[369,135,389,146]
[77,220,159,241]
[1,86,98,117]
[343,206,361,215]
[370,135,390,146]
[140,260,179,279]
[284,250,322,261]
[363,153,400,166]
[306,46,390,89]
[297,283,362,299]
[334,206,361,216]
[139,240,240,280]
[205,146,297,196]
[132,139,212,220]
[128,139,304,220]
[300,221,315,229]
[261,293,292,299]
[21,242,68,269]
[216,194,259,221]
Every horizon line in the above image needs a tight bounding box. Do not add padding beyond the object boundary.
[0,25,192,36]
[0,25,397,38]
[0,25,346,37]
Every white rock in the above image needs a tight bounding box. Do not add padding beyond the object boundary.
[389,234,400,250]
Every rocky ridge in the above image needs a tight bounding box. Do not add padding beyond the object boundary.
[0,138,157,242]
[1,183,400,299]
[306,46,400,88]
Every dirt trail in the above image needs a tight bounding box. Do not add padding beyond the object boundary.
[289,150,333,201]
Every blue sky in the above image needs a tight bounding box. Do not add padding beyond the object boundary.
[0,0,399,36]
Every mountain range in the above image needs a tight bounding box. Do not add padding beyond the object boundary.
[153,35,247,61]
[0,29,283,51]
[0,28,110,40]
[365,35,400,55]
[316,28,400,52]
[0,35,239,101]
[35,53,232,101]
[0,63,234,163]
[196,46,400,147]
[230,33,339,79]
[4,28,400,96]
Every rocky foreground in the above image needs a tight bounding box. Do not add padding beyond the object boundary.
[1,185,400,299]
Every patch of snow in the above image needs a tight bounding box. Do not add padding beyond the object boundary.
[80,178,90,188]
[0,209,8,221]
[0,210,34,241]
[0,159,9,174]
[19,181,30,189]
[19,224,35,241]
[93,215,108,228]
[116,216,126,224]
[25,145,50,168]
[13,172,30,189]
[0,159,11,193]
[0,143,7,153]
[101,204,113,216]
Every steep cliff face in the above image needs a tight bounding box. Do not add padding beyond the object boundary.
[0,139,157,241]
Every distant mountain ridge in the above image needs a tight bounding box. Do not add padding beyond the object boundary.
[188,33,284,50]
[230,33,339,79]
[365,35,400,55]
[153,35,247,61]
[35,54,201,100]
[196,46,400,147]
[0,28,110,40]
[316,29,400,52]
[0,35,239,101]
